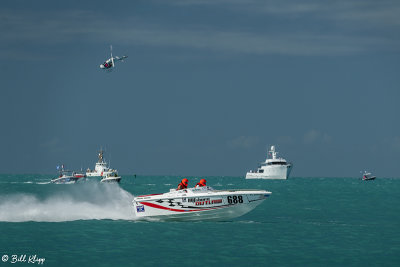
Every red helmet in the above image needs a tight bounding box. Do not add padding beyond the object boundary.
[199,179,206,186]
[182,178,188,186]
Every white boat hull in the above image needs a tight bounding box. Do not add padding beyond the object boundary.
[101,176,121,183]
[246,165,292,179]
[50,176,81,184]
[86,172,100,177]
[363,176,376,181]
[362,171,376,181]
[133,188,271,221]
[86,171,114,177]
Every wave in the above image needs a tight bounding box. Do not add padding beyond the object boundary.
[0,183,136,222]
[36,181,51,185]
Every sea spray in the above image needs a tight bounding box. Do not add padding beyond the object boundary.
[0,183,136,222]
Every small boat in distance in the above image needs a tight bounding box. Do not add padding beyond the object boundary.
[73,169,87,179]
[246,145,292,179]
[51,165,85,184]
[86,149,118,178]
[133,186,271,221]
[362,171,376,181]
[101,172,121,183]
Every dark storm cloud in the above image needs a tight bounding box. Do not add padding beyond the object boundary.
[1,0,399,177]
[1,0,399,61]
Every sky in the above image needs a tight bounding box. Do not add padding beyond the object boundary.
[1,0,399,177]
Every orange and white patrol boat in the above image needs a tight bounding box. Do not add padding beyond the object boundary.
[133,186,271,221]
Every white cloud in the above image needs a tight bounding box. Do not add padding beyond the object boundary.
[276,135,294,145]
[163,0,400,35]
[227,136,259,149]
[164,0,400,26]
[40,137,60,148]
[118,28,382,55]
[303,130,332,145]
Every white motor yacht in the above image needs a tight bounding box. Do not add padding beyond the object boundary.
[133,186,271,221]
[246,146,292,179]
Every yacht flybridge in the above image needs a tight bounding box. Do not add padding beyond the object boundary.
[246,146,292,179]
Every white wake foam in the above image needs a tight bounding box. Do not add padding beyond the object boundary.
[0,183,136,222]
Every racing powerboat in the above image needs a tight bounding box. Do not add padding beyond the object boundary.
[133,186,271,221]
[362,171,376,181]
[51,170,85,184]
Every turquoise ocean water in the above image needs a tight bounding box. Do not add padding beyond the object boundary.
[0,174,399,266]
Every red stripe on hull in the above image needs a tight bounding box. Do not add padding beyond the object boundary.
[141,202,215,213]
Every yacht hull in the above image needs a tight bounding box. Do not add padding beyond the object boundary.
[133,188,271,221]
[246,164,292,179]
[86,171,113,177]
[363,176,376,181]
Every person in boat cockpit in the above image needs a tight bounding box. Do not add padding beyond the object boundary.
[195,179,206,188]
[103,61,113,68]
[177,178,189,190]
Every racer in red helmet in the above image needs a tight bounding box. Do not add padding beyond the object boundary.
[195,179,207,188]
[177,178,189,190]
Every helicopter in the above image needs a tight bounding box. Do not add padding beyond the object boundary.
[100,45,128,71]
